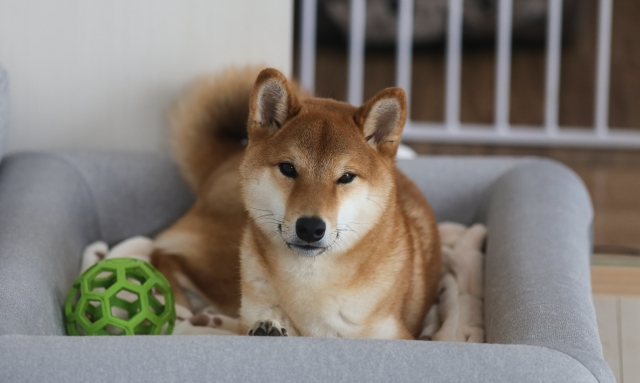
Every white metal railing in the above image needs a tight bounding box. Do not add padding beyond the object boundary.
[347,0,366,106]
[299,0,640,148]
[494,0,512,135]
[595,0,613,137]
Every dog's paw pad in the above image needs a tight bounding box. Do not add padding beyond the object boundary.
[248,320,288,337]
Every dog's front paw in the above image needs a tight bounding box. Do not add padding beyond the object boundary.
[248,320,288,336]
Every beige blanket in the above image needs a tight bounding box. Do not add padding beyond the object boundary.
[82,222,486,341]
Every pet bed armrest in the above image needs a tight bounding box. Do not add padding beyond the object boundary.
[0,153,100,335]
[483,159,611,382]
[0,152,193,336]
[0,335,601,383]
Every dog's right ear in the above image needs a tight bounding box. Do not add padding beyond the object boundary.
[248,68,301,141]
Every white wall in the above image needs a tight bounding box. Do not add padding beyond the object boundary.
[0,0,293,153]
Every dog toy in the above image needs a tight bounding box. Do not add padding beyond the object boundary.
[65,257,176,335]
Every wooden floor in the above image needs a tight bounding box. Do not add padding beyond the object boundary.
[593,262,640,382]
[595,295,640,383]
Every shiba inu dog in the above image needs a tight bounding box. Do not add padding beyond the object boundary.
[151,67,441,339]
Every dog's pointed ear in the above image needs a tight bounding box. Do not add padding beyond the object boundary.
[354,88,407,157]
[248,68,301,141]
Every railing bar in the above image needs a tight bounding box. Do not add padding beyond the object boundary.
[544,0,563,135]
[494,0,513,134]
[445,0,463,132]
[595,0,613,137]
[347,0,366,106]
[403,122,640,148]
[299,0,317,94]
[395,0,414,119]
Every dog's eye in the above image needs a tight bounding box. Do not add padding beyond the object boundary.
[337,173,356,184]
[278,163,297,178]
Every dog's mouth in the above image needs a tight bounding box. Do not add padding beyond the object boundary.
[287,243,326,257]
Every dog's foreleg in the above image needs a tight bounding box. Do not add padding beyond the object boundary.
[240,251,298,336]
[241,289,299,337]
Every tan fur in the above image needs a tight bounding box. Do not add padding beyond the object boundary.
[170,66,258,192]
[152,67,440,339]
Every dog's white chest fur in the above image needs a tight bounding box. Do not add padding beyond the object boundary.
[276,258,398,338]
[288,289,362,337]
[240,229,404,339]
[286,290,400,338]
[270,258,354,337]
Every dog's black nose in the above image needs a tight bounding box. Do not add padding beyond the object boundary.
[295,217,326,243]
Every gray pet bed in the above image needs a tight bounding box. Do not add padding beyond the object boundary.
[0,66,614,382]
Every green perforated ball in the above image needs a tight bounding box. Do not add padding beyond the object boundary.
[65,258,175,336]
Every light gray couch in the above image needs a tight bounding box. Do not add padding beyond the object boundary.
[0,65,614,382]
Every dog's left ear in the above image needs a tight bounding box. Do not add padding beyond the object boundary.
[248,68,301,141]
[354,88,407,157]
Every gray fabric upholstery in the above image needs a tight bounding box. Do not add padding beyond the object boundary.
[0,153,613,382]
[0,65,8,160]
[55,152,194,244]
[0,335,597,383]
[397,156,527,224]
[483,161,607,380]
[0,153,192,336]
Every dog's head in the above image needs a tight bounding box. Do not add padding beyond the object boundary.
[240,68,407,257]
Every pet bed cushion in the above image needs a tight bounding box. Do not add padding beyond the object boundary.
[0,152,613,383]
[78,222,487,341]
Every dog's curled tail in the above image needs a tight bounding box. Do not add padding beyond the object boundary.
[170,66,262,192]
